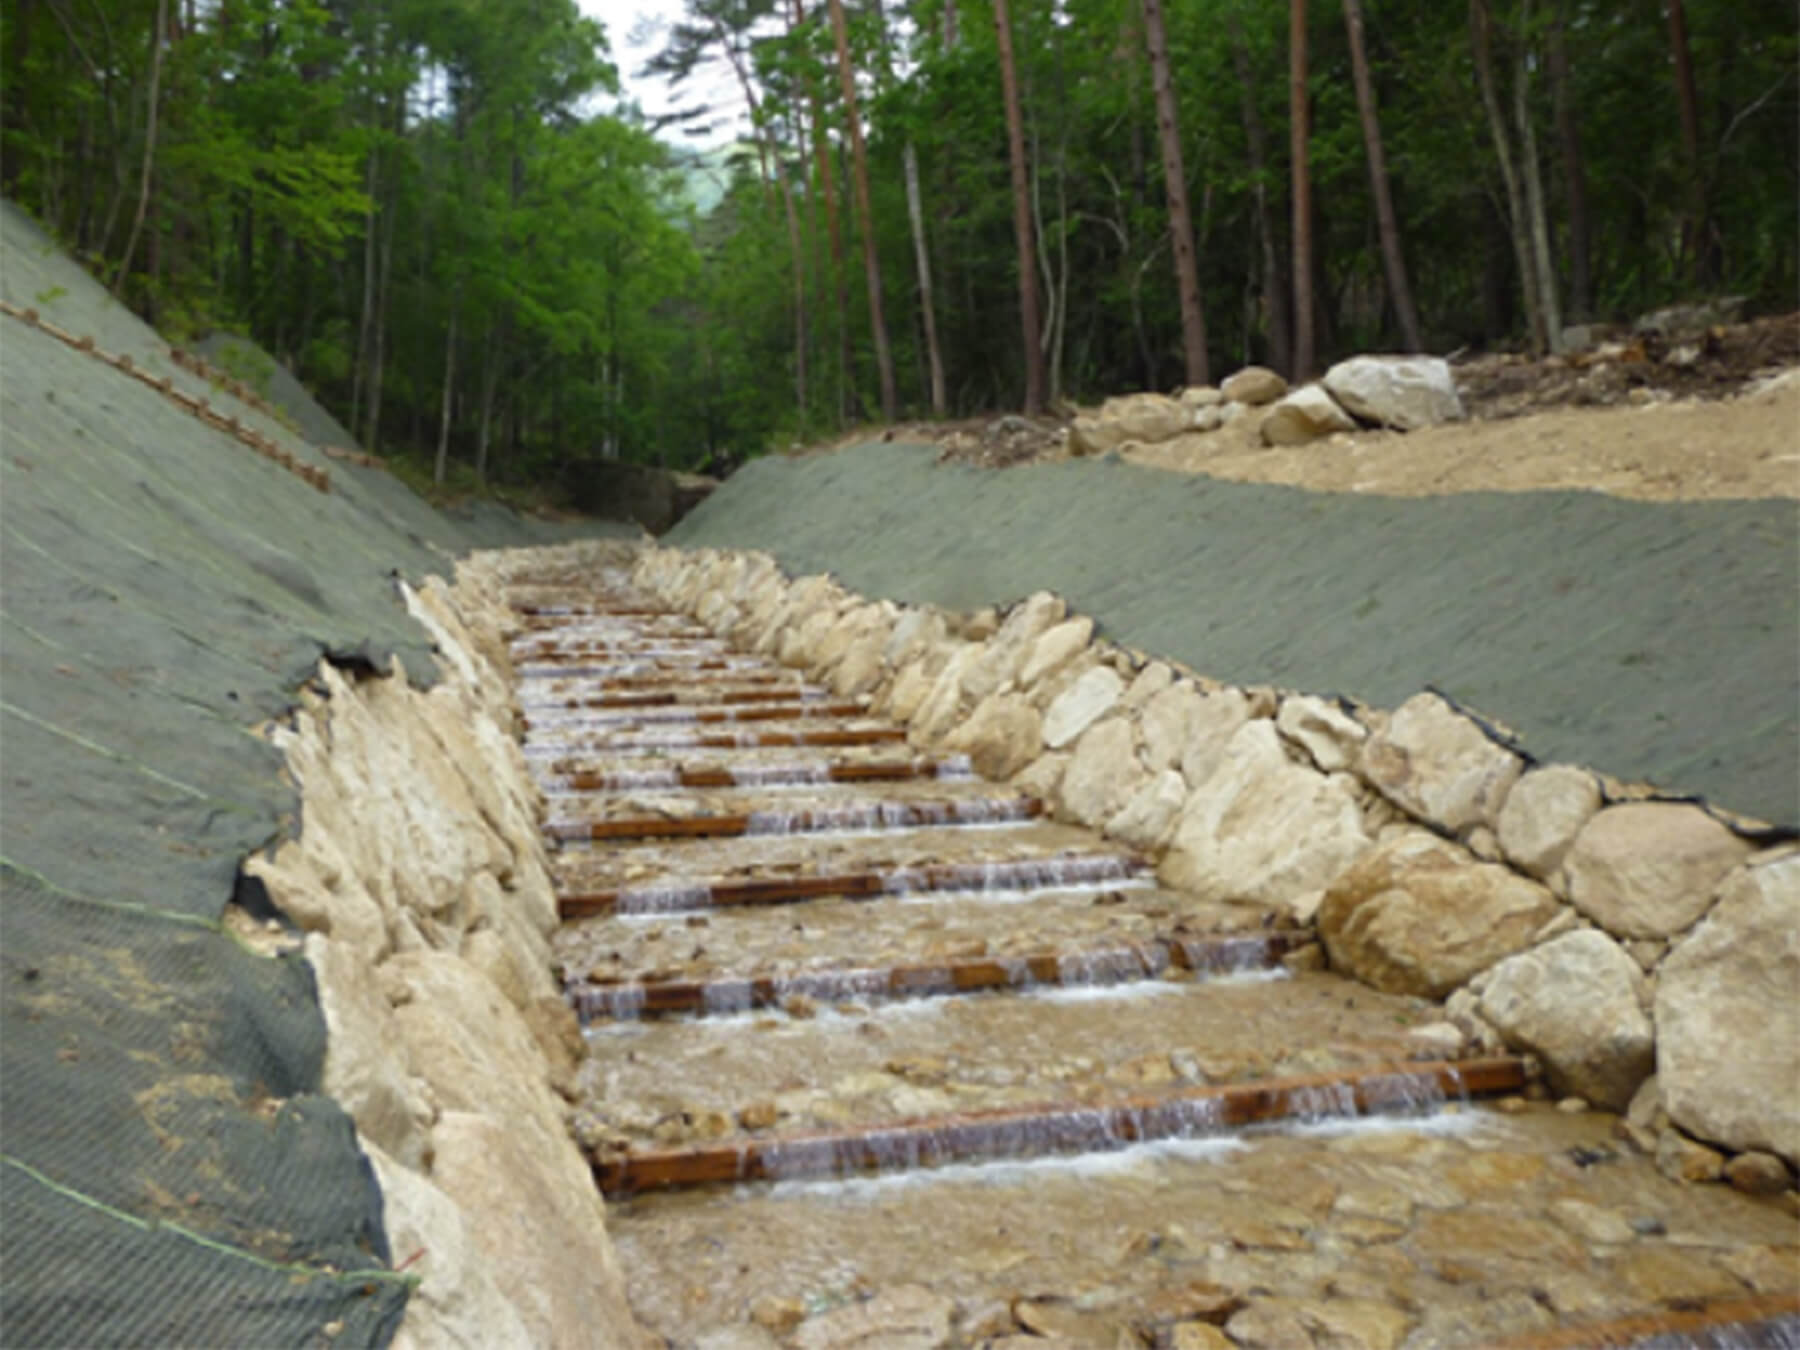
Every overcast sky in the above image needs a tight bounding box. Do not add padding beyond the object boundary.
[578,0,748,146]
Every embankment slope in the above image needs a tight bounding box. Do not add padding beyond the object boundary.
[669,441,1798,827]
[0,200,628,1344]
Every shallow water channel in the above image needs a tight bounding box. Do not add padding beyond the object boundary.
[508,568,1799,1349]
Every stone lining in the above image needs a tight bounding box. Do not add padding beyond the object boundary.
[247,540,650,1348]
[630,544,1799,1196]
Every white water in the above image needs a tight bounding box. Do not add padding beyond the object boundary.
[891,876,1158,907]
[766,1132,1252,1201]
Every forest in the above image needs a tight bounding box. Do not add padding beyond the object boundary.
[2,0,1794,491]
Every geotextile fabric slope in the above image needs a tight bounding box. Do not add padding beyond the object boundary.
[669,441,1798,828]
[0,201,625,1346]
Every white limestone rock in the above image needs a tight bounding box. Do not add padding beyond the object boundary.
[1221,365,1289,407]
[1042,666,1125,749]
[1058,716,1149,828]
[1496,765,1602,884]
[1105,769,1189,852]
[1656,855,1800,1166]
[1478,929,1655,1111]
[1016,615,1094,691]
[1317,829,1564,999]
[1259,384,1357,446]
[1562,802,1754,939]
[1322,354,1466,430]
[1275,695,1368,772]
[1177,687,1254,788]
[1160,720,1371,916]
[943,692,1044,781]
[1359,691,1523,836]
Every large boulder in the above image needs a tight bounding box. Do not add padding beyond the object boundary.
[1070,392,1191,454]
[1043,665,1125,748]
[1017,616,1094,690]
[428,1111,637,1350]
[943,691,1043,781]
[1105,769,1189,852]
[961,591,1066,702]
[1221,365,1289,406]
[1359,692,1523,836]
[1496,765,1602,883]
[1058,716,1149,827]
[1477,929,1655,1110]
[1656,855,1800,1165]
[1177,687,1254,788]
[1276,695,1368,773]
[1160,720,1371,917]
[1319,830,1564,999]
[1562,802,1754,939]
[1260,385,1357,446]
[1139,680,1206,773]
[1322,355,1466,430]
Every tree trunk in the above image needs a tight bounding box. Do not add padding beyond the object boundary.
[778,147,810,433]
[1515,2,1562,353]
[1228,17,1292,377]
[112,0,168,297]
[1470,0,1545,352]
[475,336,493,484]
[903,142,947,416]
[1665,0,1712,282]
[1342,0,1423,352]
[434,300,458,487]
[350,128,379,437]
[993,0,1046,414]
[1289,0,1314,376]
[827,0,898,421]
[1546,1,1591,320]
[794,0,853,426]
[364,142,397,452]
[1141,0,1209,386]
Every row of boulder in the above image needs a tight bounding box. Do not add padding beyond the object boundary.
[1071,354,1467,455]
[632,545,1798,1199]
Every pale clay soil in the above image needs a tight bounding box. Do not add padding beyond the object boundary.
[1119,376,1800,503]
[835,363,1800,503]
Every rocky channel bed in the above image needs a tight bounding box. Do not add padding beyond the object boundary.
[472,538,1796,1348]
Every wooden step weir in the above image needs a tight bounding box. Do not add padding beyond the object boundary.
[589,1057,1531,1194]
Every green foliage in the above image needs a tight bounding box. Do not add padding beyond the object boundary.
[3,0,1791,491]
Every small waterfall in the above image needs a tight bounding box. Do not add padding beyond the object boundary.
[1054,946,1162,987]
[934,754,975,780]
[575,983,647,1021]
[745,809,807,836]
[1170,933,1283,978]
[612,883,714,916]
[1281,1080,1361,1123]
[700,979,756,1016]
[730,762,832,787]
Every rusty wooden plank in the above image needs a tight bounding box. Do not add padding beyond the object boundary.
[523,701,869,731]
[556,757,960,791]
[589,1057,1531,1193]
[566,930,1314,1021]
[514,608,676,619]
[542,728,912,758]
[548,795,1042,842]
[530,686,829,710]
[557,853,1150,918]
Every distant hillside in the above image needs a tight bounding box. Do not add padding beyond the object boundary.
[663,141,758,217]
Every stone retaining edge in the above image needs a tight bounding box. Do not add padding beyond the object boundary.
[241,539,651,1349]
[630,543,1799,1200]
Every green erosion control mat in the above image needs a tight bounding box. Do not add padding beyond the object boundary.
[671,442,1799,828]
[0,200,627,1346]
